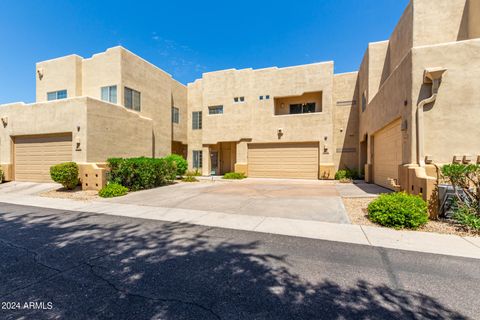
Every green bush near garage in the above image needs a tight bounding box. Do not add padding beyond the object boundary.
[99,183,129,198]
[50,162,79,190]
[367,192,428,230]
[334,168,360,181]
[223,172,247,180]
[164,154,188,176]
[106,157,176,191]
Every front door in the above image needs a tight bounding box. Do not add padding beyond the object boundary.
[210,151,219,175]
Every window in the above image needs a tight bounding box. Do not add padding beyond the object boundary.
[193,150,203,168]
[172,107,179,124]
[234,97,239,103]
[47,90,67,101]
[124,87,141,111]
[259,96,263,100]
[192,111,202,129]
[289,102,317,114]
[234,96,245,103]
[101,85,117,104]
[208,105,223,115]
[265,95,270,100]
[361,92,367,112]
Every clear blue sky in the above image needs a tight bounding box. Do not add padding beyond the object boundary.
[0,0,409,104]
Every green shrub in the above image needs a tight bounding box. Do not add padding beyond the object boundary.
[223,172,247,180]
[107,157,176,191]
[441,163,480,215]
[0,166,3,183]
[453,206,480,231]
[165,154,188,176]
[99,183,129,198]
[367,192,428,229]
[335,169,359,180]
[185,169,202,177]
[182,174,199,183]
[50,162,79,190]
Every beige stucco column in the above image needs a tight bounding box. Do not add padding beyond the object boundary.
[234,140,249,175]
[202,145,211,176]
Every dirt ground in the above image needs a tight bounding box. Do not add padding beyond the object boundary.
[343,197,480,237]
[40,187,99,201]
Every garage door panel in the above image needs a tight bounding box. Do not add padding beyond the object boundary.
[248,143,319,179]
[373,120,402,190]
[14,134,73,183]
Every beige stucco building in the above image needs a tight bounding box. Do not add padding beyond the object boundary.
[0,0,479,203]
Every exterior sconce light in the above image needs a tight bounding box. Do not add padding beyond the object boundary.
[37,68,44,80]
[1,117,8,127]
[277,128,284,139]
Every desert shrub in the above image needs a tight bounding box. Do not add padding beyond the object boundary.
[185,169,202,177]
[50,162,79,190]
[99,183,128,198]
[441,164,480,216]
[107,157,176,191]
[368,192,428,229]
[335,168,359,180]
[165,154,188,176]
[182,172,199,182]
[0,166,3,183]
[223,172,247,180]
[453,206,480,231]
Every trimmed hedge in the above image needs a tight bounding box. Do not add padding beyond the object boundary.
[99,183,128,198]
[50,162,79,190]
[165,154,188,176]
[368,192,428,230]
[223,172,247,180]
[107,157,176,191]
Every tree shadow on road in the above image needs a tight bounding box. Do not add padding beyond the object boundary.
[0,203,468,319]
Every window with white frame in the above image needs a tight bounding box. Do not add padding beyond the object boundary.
[124,87,141,111]
[193,150,203,168]
[172,107,180,124]
[101,85,117,104]
[208,105,223,115]
[234,96,245,103]
[192,111,202,129]
[47,90,67,101]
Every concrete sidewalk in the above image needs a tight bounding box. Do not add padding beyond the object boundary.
[0,193,479,259]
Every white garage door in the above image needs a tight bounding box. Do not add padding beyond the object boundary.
[14,134,73,182]
[373,120,402,189]
[248,142,319,179]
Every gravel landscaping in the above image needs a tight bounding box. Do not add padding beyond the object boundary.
[342,197,480,237]
[40,187,99,201]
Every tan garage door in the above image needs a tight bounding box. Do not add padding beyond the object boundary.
[248,142,319,179]
[373,120,402,189]
[14,134,73,182]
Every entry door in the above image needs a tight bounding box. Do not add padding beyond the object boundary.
[221,144,232,174]
[210,151,219,175]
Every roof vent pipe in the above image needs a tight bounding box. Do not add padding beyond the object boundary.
[416,68,447,167]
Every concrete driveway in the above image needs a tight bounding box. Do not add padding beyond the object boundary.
[103,179,389,224]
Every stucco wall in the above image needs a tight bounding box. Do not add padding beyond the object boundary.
[82,48,122,101]
[0,98,88,164]
[120,48,173,158]
[333,72,359,171]
[469,0,480,39]
[171,80,188,145]
[36,55,83,102]
[413,39,480,163]
[86,98,153,162]
[413,0,468,45]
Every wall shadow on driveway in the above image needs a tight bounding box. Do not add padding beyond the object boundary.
[0,203,467,319]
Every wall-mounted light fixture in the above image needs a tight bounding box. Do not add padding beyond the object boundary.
[1,117,8,127]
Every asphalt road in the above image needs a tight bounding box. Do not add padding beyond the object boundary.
[0,202,478,320]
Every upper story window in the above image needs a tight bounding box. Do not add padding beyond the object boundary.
[172,107,180,124]
[259,95,270,100]
[289,102,316,114]
[234,96,245,103]
[208,105,223,115]
[47,90,67,101]
[361,92,367,112]
[101,85,117,104]
[192,111,202,130]
[124,87,141,111]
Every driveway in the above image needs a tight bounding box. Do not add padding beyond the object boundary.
[103,179,389,224]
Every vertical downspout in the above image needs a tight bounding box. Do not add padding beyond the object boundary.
[416,68,447,166]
